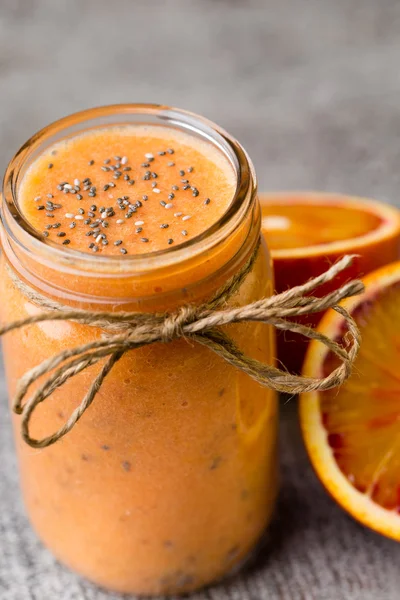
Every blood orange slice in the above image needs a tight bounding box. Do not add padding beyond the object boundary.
[260,192,400,373]
[300,261,400,539]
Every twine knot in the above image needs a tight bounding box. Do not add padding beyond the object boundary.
[2,241,364,449]
[161,305,197,342]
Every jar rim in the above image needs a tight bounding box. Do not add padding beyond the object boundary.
[1,104,256,276]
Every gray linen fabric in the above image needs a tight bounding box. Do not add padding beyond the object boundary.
[1,1,400,598]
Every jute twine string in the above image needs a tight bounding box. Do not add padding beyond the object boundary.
[3,241,364,449]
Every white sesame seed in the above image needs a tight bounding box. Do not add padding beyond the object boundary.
[74,179,80,186]
[121,156,128,164]
[165,203,173,209]
[134,220,144,226]
[145,153,154,159]
[64,184,73,190]
[95,234,103,243]
[34,196,41,202]
[174,212,183,217]
[182,215,192,221]
[116,219,124,224]
[152,188,161,194]
[74,215,84,220]
[64,213,75,219]
[101,211,108,219]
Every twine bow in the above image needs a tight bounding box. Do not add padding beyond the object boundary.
[3,244,364,449]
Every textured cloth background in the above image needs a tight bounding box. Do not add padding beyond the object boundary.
[1,1,400,599]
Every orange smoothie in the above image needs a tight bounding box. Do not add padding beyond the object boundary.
[0,106,277,596]
[21,126,234,255]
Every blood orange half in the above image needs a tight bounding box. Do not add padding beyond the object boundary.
[300,261,400,539]
[260,192,400,373]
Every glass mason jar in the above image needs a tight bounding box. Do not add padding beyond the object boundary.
[0,105,277,596]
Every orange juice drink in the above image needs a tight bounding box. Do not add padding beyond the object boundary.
[0,105,277,595]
